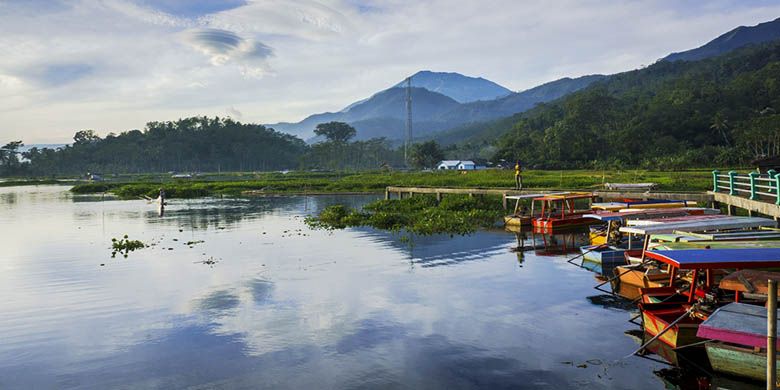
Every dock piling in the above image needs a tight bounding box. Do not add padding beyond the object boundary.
[769,279,777,390]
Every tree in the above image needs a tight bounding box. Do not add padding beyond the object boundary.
[73,130,101,145]
[314,122,356,144]
[409,141,444,169]
[0,140,24,175]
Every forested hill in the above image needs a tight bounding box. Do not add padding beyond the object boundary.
[486,40,780,169]
[663,17,780,62]
[19,117,307,175]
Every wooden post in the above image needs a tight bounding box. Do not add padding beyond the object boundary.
[436,192,442,202]
[502,194,507,210]
[769,278,777,390]
[385,190,389,200]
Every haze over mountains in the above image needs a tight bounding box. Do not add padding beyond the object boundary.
[268,72,604,141]
[269,17,780,144]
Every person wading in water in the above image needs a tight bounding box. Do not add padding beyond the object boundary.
[514,160,523,190]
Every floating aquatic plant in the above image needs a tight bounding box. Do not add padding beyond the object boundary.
[111,235,146,258]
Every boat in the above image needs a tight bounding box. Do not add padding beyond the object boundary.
[503,193,568,227]
[591,199,698,212]
[612,262,668,300]
[697,302,780,382]
[585,207,720,246]
[637,248,780,348]
[638,302,703,349]
[718,269,780,302]
[531,192,598,232]
[580,244,628,276]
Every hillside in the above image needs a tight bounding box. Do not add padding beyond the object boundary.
[664,17,780,62]
[480,41,780,169]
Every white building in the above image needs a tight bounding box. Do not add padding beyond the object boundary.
[437,160,484,170]
[437,160,461,170]
[457,161,476,170]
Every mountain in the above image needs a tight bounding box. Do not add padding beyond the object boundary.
[268,72,603,141]
[663,17,780,62]
[392,70,512,103]
[269,87,461,140]
[480,40,780,168]
[441,74,606,124]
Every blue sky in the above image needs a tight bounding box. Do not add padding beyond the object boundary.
[1,0,780,142]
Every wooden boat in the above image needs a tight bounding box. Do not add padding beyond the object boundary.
[719,269,780,302]
[612,262,668,300]
[503,193,567,227]
[531,192,598,232]
[638,302,702,349]
[637,248,780,348]
[697,302,780,382]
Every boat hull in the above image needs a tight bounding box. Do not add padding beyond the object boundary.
[612,265,667,300]
[706,341,778,382]
[640,304,701,348]
[532,215,598,232]
[503,214,531,227]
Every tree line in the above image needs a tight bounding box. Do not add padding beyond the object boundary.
[1,118,425,177]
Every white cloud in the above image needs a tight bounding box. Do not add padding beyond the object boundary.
[1,0,780,142]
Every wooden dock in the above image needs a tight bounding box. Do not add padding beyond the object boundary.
[384,186,714,209]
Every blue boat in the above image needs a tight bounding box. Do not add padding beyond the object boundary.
[579,244,628,276]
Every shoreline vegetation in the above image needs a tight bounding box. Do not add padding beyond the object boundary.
[2,168,727,198]
[3,168,735,235]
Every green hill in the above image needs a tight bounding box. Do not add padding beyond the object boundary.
[451,41,780,169]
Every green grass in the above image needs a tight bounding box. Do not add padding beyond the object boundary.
[66,169,722,199]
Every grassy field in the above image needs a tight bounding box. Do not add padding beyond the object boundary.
[61,168,723,199]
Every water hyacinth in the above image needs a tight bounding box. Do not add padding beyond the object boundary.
[306,195,503,236]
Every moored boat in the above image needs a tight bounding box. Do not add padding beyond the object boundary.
[697,302,780,382]
[531,192,598,232]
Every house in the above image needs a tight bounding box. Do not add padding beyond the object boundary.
[437,160,461,170]
[457,161,476,170]
[436,160,484,170]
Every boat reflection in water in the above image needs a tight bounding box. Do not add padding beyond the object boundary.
[505,225,590,257]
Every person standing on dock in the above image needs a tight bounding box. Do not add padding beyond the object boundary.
[514,160,523,190]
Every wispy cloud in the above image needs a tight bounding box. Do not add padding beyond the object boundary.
[2,0,780,142]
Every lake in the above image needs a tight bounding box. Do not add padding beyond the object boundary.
[0,185,751,389]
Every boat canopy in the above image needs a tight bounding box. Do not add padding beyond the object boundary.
[644,248,780,269]
[619,216,775,235]
[505,192,568,200]
[626,214,729,226]
[532,192,594,201]
[697,302,779,348]
[583,208,708,222]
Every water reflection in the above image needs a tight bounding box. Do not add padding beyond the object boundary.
[0,185,748,389]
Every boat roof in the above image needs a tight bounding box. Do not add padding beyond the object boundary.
[619,216,774,235]
[533,192,594,201]
[583,208,700,222]
[644,248,780,269]
[505,192,568,200]
[697,302,778,348]
[626,214,729,226]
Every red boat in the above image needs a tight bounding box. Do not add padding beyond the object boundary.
[531,192,598,232]
[637,248,780,348]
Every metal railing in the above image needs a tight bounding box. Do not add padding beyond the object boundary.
[712,170,780,205]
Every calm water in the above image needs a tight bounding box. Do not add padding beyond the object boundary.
[0,185,738,389]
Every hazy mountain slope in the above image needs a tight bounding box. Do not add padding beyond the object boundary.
[439,74,606,124]
[392,70,512,103]
[664,17,780,62]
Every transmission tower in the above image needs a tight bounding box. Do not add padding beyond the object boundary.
[404,76,412,165]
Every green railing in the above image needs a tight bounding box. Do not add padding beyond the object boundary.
[712,170,780,205]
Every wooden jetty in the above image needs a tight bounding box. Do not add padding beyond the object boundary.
[384,186,713,209]
[388,169,780,221]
